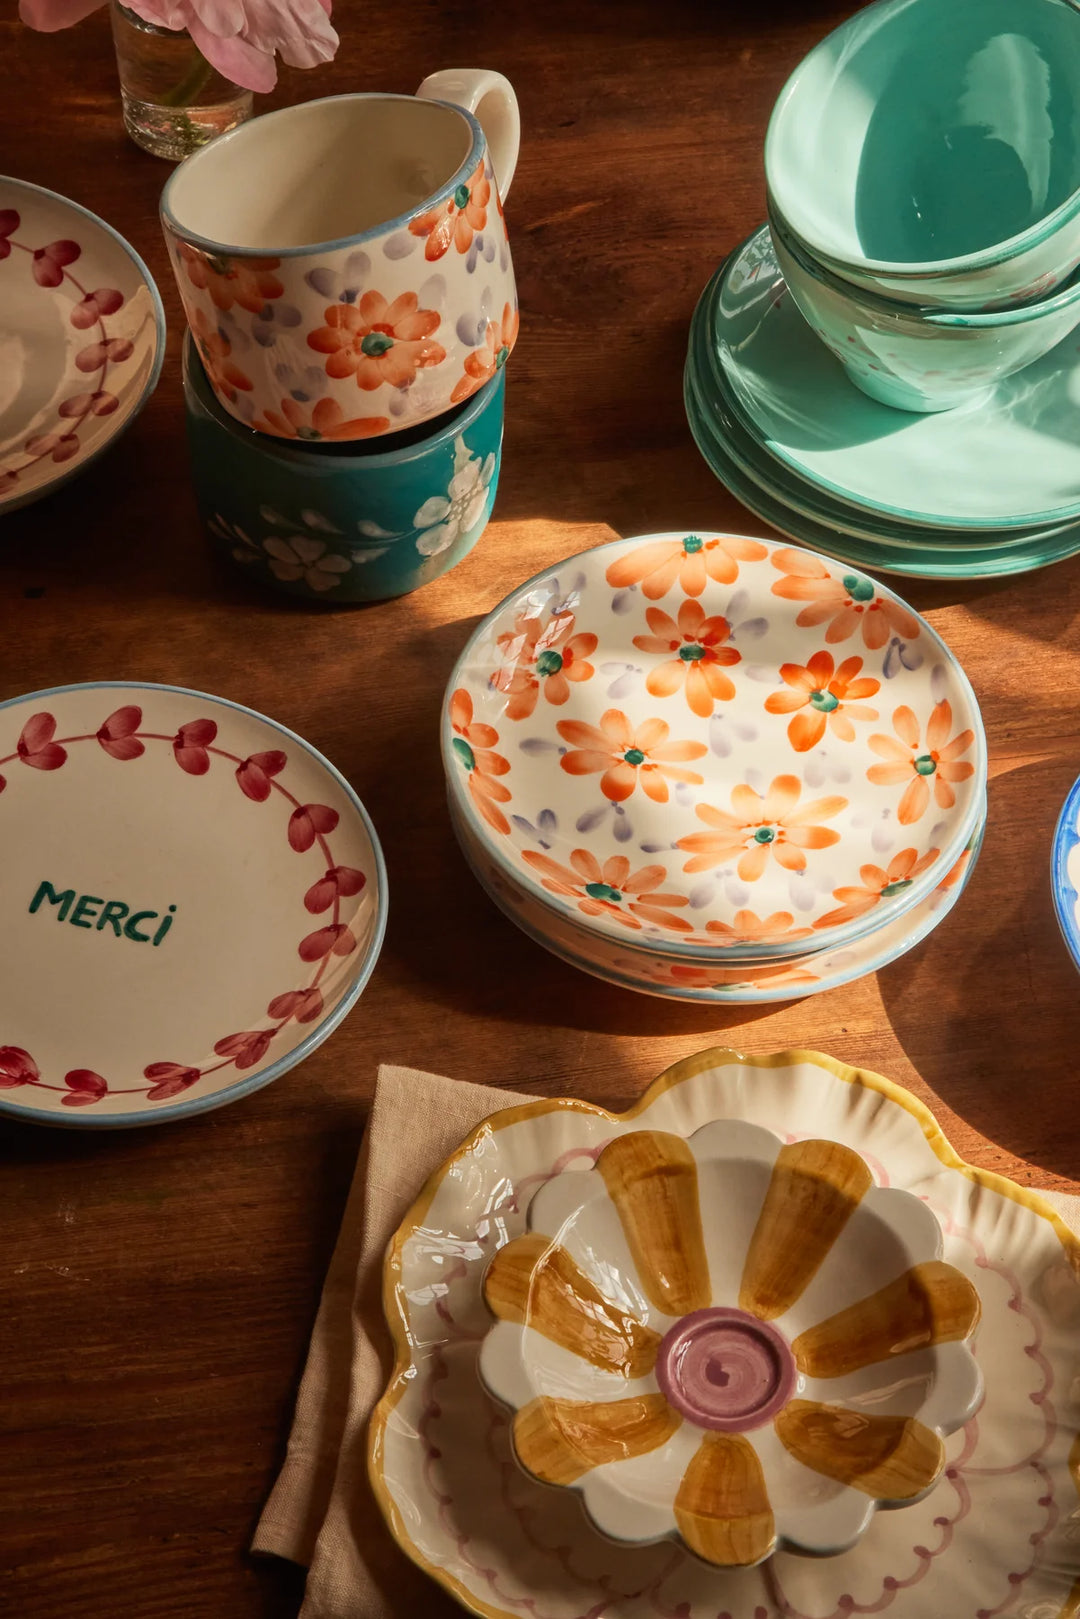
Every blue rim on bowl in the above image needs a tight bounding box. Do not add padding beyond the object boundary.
[1052,773,1080,974]
[161,92,486,260]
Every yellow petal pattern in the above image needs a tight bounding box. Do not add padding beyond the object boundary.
[484,1231,661,1377]
[513,1394,681,1486]
[674,1432,776,1566]
[774,1399,944,1499]
[598,1131,711,1316]
[739,1140,872,1320]
[792,1260,981,1378]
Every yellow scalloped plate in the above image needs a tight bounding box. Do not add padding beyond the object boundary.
[369,1048,1080,1619]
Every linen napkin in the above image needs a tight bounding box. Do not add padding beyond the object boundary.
[252,1064,1080,1619]
[252,1064,541,1617]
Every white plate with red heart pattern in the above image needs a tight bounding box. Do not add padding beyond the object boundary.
[0,682,387,1127]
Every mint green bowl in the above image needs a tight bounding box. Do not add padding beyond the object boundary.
[766,0,1080,311]
[769,206,1080,412]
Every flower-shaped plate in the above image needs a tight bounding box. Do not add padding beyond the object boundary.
[1052,773,1080,975]
[370,1049,1080,1619]
[0,683,386,1127]
[479,1122,982,1564]
[443,534,986,961]
[0,179,165,516]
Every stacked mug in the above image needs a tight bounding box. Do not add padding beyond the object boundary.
[765,0,1080,413]
[163,71,519,602]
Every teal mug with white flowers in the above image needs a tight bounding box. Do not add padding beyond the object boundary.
[182,332,503,603]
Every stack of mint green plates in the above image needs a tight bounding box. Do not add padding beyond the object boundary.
[685,225,1080,578]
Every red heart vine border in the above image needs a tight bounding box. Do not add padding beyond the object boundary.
[0,704,367,1108]
[0,209,133,497]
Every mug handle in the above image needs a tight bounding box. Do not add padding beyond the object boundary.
[416,68,520,200]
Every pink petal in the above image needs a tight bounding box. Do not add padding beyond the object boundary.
[0,209,20,236]
[58,393,94,418]
[18,0,104,28]
[236,760,272,801]
[187,17,278,90]
[232,0,337,65]
[91,392,119,415]
[75,341,108,373]
[298,923,354,961]
[63,1068,108,1098]
[267,987,323,1022]
[0,1046,39,1086]
[177,718,218,747]
[99,704,142,738]
[288,802,339,852]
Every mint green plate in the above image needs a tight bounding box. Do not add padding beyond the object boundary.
[700,227,1080,531]
[685,362,1080,577]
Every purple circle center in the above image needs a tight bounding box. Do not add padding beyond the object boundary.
[656,1307,797,1432]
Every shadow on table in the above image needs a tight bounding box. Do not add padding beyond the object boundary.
[878,753,1080,1183]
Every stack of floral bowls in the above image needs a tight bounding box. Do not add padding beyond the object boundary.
[161,72,520,602]
[686,0,1080,580]
[442,532,987,1003]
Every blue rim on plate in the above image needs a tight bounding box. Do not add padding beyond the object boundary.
[0,177,166,518]
[1052,773,1080,974]
[0,682,389,1130]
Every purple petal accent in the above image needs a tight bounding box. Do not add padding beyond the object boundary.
[457,312,487,346]
[305,267,339,298]
[576,805,609,834]
[383,231,419,260]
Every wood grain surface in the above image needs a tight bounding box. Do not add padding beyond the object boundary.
[3,2,1080,1615]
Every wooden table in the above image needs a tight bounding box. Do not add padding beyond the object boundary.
[4,2,1080,1613]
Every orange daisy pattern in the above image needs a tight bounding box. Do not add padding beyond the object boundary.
[179,244,284,313]
[451,303,519,404]
[409,159,491,259]
[522,849,692,932]
[867,702,975,825]
[251,396,390,441]
[557,708,707,804]
[651,961,820,992]
[190,308,252,403]
[449,688,511,835]
[677,775,847,882]
[702,909,814,947]
[632,599,742,717]
[493,611,598,721]
[605,533,769,600]
[307,292,445,391]
[813,847,941,930]
[770,550,920,649]
[764,650,880,752]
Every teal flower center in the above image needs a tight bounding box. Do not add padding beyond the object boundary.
[452,736,476,771]
[361,330,395,356]
[683,535,704,554]
[914,754,937,776]
[297,426,322,441]
[536,649,564,676]
[753,826,776,844]
[496,344,510,368]
[207,253,232,276]
[881,878,913,898]
[624,747,646,766]
[679,643,707,662]
[809,689,840,712]
[454,184,471,209]
[843,573,876,603]
[585,882,623,904]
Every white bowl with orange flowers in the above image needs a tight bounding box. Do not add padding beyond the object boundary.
[441,533,987,995]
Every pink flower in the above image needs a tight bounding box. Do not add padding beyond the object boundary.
[18,0,338,94]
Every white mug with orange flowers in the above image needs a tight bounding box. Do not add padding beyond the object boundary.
[160,71,519,442]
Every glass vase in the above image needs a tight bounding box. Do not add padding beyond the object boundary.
[110,2,253,161]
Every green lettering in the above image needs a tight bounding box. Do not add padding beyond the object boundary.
[152,907,177,947]
[124,910,156,942]
[70,894,103,929]
[29,880,75,921]
[96,900,130,937]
